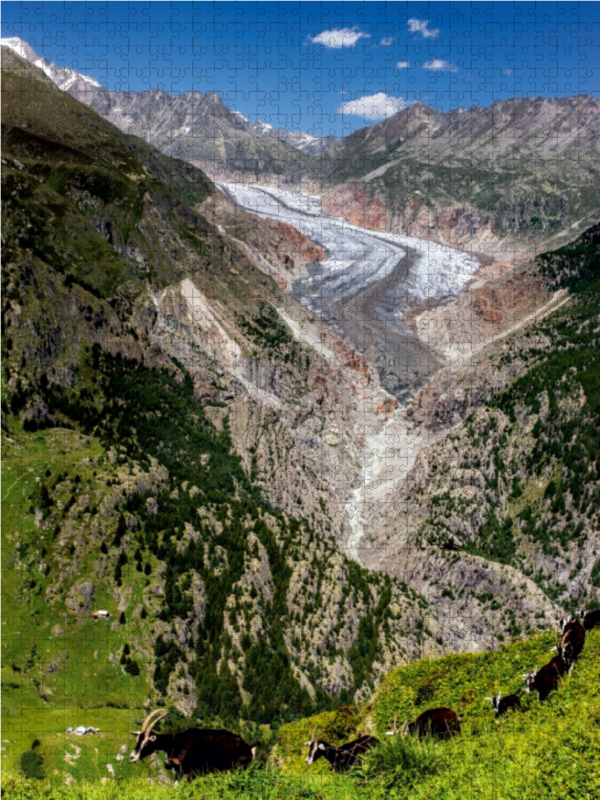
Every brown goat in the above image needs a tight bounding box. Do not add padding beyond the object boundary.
[392,708,461,740]
[523,654,570,701]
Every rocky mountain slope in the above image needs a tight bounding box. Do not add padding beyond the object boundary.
[233,110,336,155]
[310,98,600,254]
[1,44,443,738]
[0,36,307,182]
[362,226,600,625]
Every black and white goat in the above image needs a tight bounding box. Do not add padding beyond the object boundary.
[554,616,585,667]
[485,692,522,718]
[129,710,257,780]
[523,654,570,702]
[305,727,379,773]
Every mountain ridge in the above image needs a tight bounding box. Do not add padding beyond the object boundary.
[312,94,600,254]
[0,36,322,174]
[6,33,600,244]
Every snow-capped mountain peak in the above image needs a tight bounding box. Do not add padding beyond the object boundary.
[233,112,335,153]
[1,36,101,91]
[1,37,335,155]
[0,36,40,61]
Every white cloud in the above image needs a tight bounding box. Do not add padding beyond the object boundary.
[310,28,370,48]
[379,36,395,46]
[338,92,407,120]
[422,59,458,72]
[397,60,410,69]
[408,19,440,38]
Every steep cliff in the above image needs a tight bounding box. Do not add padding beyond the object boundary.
[363,226,600,627]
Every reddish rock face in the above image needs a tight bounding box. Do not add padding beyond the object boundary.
[321,184,390,232]
[470,294,503,325]
[319,181,501,255]
[332,340,373,383]
[275,220,325,264]
[469,270,546,325]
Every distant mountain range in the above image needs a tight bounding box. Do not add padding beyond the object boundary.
[311,95,600,252]
[0,35,332,180]
[5,35,599,253]
[232,110,337,154]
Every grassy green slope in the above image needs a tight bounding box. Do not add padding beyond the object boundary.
[5,629,599,797]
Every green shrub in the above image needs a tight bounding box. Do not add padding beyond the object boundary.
[359,734,440,790]
[19,747,44,780]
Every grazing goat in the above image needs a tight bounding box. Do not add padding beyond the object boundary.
[391,708,461,740]
[555,616,585,666]
[129,710,257,780]
[523,654,570,702]
[485,692,522,718]
[305,728,379,773]
[581,608,600,632]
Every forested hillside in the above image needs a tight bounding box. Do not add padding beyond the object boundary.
[378,226,600,612]
[1,46,430,772]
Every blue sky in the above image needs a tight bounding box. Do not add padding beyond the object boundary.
[2,1,598,136]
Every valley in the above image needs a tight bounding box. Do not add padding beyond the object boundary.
[1,33,599,793]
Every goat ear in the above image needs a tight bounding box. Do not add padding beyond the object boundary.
[149,735,157,742]
[318,743,326,750]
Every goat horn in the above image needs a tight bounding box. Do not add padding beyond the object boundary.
[147,711,167,734]
[393,714,398,735]
[141,709,167,733]
[400,719,409,735]
[311,726,316,741]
